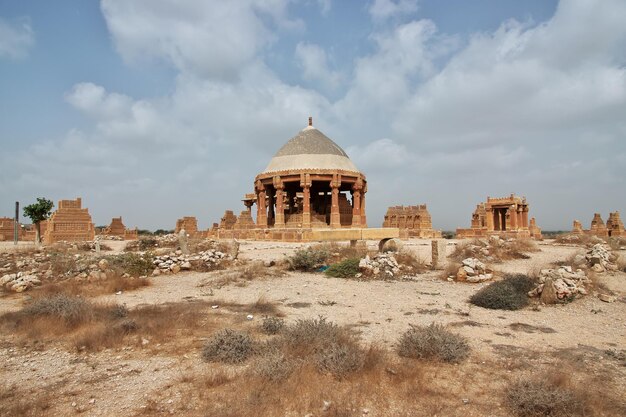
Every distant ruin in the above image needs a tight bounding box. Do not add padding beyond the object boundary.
[175,216,206,238]
[101,217,138,240]
[456,194,541,239]
[382,205,442,238]
[571,212,624,237]
[43,198,95,244]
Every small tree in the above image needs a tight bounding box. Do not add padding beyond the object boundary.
[23,197,54,244]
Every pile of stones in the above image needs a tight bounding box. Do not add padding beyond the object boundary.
[152,249,230,275]
[358,253,400,278]
[528,266,590,303]
[1,272,42,292]
[584,244,617,272]
[455,258,493,283]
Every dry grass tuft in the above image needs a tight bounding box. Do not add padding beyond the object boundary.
[451,238,538,263]
[397,323,470,363]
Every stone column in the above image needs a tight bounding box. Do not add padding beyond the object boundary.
[486,207,494,231]
[360,183,367,227]
[273,176,285,228]
[300,174,311,228]
[330,174,341,228]
[493,208,500,231]
[267,188,275,227]
[509,206,517,230]
[522,207,529,228]
[255,181,267,228]
[351,178,362,228]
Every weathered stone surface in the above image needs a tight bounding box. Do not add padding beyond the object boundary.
[43,198,95,244]
[382,205,442,238]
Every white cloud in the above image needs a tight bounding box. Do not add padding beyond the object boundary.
[316,0,332,15]
[368,0,418,22]
[0,17,34,59]
[100,0,300,80]
[295,42,341,89]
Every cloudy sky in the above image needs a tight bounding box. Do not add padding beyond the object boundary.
[1,0,625,231]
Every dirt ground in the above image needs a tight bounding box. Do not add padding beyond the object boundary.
[1,239,625,416]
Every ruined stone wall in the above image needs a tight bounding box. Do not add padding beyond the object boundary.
[219,211,238,230]
[382,205,442,238]
[0,217,18,241]
[101,217,138,240]
[43,198,95,244]
[575,212,625,237]
[234,211,256,230]
[175,217,199,235]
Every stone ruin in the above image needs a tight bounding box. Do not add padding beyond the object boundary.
[570,212,625,238]
[382,205,442,238]
[0,217,47,242]
[0,217,17,241]
[456,194,542,239]
[101,217,138,240]
[43,198,95,244]
[175,216,206,238]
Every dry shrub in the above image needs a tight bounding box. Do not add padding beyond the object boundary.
[1,295,213,352]
[201,328,255,364]
[451,238,538,263]
[315,340,366,378]
[394,250,429,273]
[470,274,535,310]
[288,246,330,271]
[251,350,296,382]
[282,316,344,352]
[506,375,585,417]
[260,316,285,335]
[32,274,150,298]
[106,253,154,277]
[48,251,78,275]
[554,233,591,245]
[397,323,470,363]
[0,383,52,416]
[21,294,92,327]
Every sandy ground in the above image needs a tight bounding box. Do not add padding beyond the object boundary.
[1,238,625,416]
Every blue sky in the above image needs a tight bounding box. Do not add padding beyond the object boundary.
[1,0,624,231]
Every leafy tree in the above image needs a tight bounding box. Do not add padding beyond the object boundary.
[23,197,54,244]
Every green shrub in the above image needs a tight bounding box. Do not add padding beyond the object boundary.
[201,329,254,364]
[325,258,360,278]
[506,378,584,417]
[470,274,535,310]
[397,323,470,363]
[288,247,330,271]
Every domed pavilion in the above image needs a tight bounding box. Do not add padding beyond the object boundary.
[243,117,367,231]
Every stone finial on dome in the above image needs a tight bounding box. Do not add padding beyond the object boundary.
[308,116,312,127]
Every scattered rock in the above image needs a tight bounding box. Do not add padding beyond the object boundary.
[598,294,616,303]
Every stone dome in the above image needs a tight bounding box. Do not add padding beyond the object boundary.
[262,124,360,175]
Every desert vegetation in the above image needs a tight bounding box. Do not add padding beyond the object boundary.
[470,274,536,310]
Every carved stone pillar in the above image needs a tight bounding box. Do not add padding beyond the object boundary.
[273,176,285,228]
[509,206,517,230]
[255,180,267,228]
[360,182,367,227]
[300,174,311,228]
[351,178,362,228]
[522,207,529,228]
[267,188,275,227]
[330,174,341,228]
[486,207,494,231]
